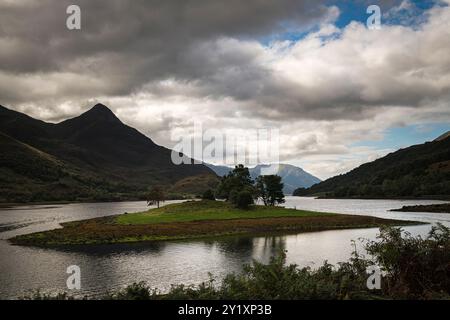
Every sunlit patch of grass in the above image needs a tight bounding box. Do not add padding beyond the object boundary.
[115,200,335,225]
[11,200,423,246]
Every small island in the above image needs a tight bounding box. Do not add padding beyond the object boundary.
[391,203,450,214]
[10,200,421,246]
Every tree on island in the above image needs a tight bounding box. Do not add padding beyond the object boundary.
[147,186,165,208]
[202,189,215,200]
[216,164,256,209]
[215,164,285,209]
[255,175,285,206]
[216,164,254,200]
[234,190,254,209]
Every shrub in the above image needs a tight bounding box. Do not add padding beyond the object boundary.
[365,223,450,299]
[202,189,215,200]
[235,190,254,209]
[108,282,155,300]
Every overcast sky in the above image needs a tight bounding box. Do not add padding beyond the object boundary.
[1,0,449,179]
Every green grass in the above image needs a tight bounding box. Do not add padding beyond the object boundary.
[12,200,422,246]
[115,200,335,225]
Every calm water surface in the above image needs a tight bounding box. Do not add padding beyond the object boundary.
[0,197,449,299]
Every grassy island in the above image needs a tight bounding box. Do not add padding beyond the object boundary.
[11,200,422,246]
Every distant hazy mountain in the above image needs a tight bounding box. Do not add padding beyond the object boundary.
[0,104,216,203]
[294,133,450,199]
[205,164,233,177]
[206,163,321,194]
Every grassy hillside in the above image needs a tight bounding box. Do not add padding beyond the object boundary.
[168,174,219,197]
[294,135,450,199]
[0,132,155,203]
[0,132,100,202]
[0,104,217,203]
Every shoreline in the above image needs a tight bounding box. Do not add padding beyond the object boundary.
[309,195,450,201]
[11,219,424,248]
[390,203,450,214]
[0,197,196,209]
[10,202,424,246]
[2,195,449,208]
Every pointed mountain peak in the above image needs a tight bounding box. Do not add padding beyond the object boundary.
[57,103,122,131]
[87,103,115,115]
[80,103,120,122]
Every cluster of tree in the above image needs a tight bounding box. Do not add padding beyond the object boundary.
[214,164,285,209]
[146,165,285,209]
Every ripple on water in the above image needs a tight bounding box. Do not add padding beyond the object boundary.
[0,197,449,299]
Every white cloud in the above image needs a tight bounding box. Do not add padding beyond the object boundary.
[1,1,450,179]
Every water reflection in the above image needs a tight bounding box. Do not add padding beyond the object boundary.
[0,196,449,299]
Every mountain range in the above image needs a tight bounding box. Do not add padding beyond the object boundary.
[0,104,216,203]
[294,132,450,199]
[2,102,448,203]
[206,163,321,194]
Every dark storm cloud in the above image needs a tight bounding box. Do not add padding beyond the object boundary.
[0,0,329,73]
[0,0,337,110]
[0,0,449,125]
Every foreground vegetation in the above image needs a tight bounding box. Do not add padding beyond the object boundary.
[10,200,419,246]
[25,224,450,300]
